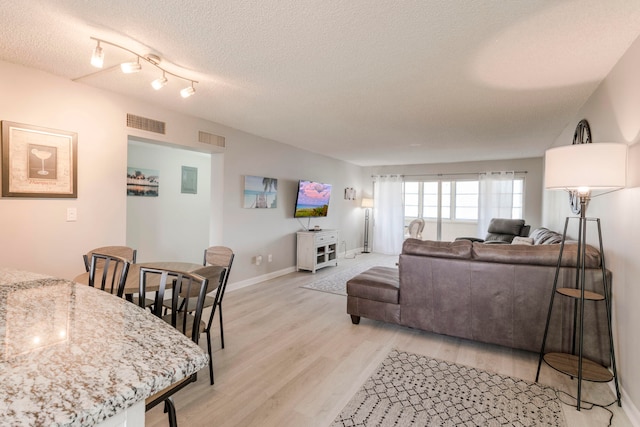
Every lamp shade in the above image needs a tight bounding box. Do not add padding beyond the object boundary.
[361,198,374,208]
[544,143,627,190]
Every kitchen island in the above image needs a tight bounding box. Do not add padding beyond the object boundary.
[0,267,209,426]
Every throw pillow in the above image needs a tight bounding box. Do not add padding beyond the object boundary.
[511,236,534,245]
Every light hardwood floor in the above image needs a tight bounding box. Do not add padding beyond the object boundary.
[146,254,630,427]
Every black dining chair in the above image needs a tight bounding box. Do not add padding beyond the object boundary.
[160,264,225,385]
[87,253,131,298]
[202,246,235,350]
[83,245,137,272]
[139,267,209,427]
[160,246,234,385]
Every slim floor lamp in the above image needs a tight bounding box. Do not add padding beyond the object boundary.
[361,198,374,253]
[535,141,626,410]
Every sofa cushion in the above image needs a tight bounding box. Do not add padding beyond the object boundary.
[471,242,601,267]
[402,239,472,259]
[530,227,564,245]
[487,218,525,235]
[346,266,400,304]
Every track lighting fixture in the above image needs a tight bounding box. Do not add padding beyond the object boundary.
[89,37,198,98]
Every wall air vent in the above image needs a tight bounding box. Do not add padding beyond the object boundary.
[126,114,166,135]
[198,131,226,148]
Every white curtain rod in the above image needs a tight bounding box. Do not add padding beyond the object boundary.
[372,170,528,178]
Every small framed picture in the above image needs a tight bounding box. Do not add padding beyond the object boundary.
[344,187,356,200]
[181,166,198,194]
[243,175,277,208]
[127,167,159,197]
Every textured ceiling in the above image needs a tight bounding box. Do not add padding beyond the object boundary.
[1,1,640,166]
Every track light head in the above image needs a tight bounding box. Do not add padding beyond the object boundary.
[180,84,196,98]
[91,42,104,68]
[121,57,142,73]
[151,74,168,90]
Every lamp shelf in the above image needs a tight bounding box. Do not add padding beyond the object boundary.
[543,352,613,383]
[556,287,604,301]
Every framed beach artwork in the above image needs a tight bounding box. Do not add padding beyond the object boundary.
[127,167,159,197]
[1,121,77,198]
[243,175,277,208]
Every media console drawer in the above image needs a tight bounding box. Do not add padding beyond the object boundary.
[296,230,338,273]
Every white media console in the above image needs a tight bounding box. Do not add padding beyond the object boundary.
[296,229,338,273]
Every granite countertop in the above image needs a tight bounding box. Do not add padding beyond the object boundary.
[0,267,209,426]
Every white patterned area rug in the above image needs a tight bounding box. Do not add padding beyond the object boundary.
[301,254,398,296]
[332,349,566,427]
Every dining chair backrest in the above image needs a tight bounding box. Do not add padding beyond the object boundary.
[177,265,226,300]
[203,246,233,268]
[203,246,234,302]
[83,246,137,272]
[139,267,209,342]
[88,253,131,298]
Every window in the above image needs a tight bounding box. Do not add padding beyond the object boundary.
[404,181,420,218]
[403,177,524,222]
[454,181,478,220]
[422,181,440,219]
[512,179,523,219]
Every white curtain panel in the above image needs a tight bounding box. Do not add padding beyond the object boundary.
[478,171,515,237]
[372,175,405,255]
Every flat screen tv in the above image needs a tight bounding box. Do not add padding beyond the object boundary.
[294,180,332,218]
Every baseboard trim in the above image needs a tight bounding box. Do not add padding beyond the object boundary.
[616,383,640,427]
[227,267,296,292]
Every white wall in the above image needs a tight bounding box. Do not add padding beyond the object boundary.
[544,35,640,425]
[0,59,364,286]
[126,140,211,263]
[0,61,226,279]
[221,131,364,284]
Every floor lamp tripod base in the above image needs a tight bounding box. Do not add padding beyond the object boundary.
[535,198,621,411]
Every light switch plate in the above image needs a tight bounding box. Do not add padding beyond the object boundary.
[66,207,77,222]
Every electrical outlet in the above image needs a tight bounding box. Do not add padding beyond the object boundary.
[255,255,263,265]
[268,254,272,262]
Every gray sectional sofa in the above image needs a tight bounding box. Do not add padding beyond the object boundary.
[346,229,612,366]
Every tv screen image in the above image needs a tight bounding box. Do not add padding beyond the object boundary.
[294,180,332,217]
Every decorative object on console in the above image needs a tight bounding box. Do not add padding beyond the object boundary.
[536,138,627,410]
[361,198,374,253]
[1,121,77,198]
[88,37,198,98]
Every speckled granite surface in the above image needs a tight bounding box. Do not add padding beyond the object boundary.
[0,268,209,427]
